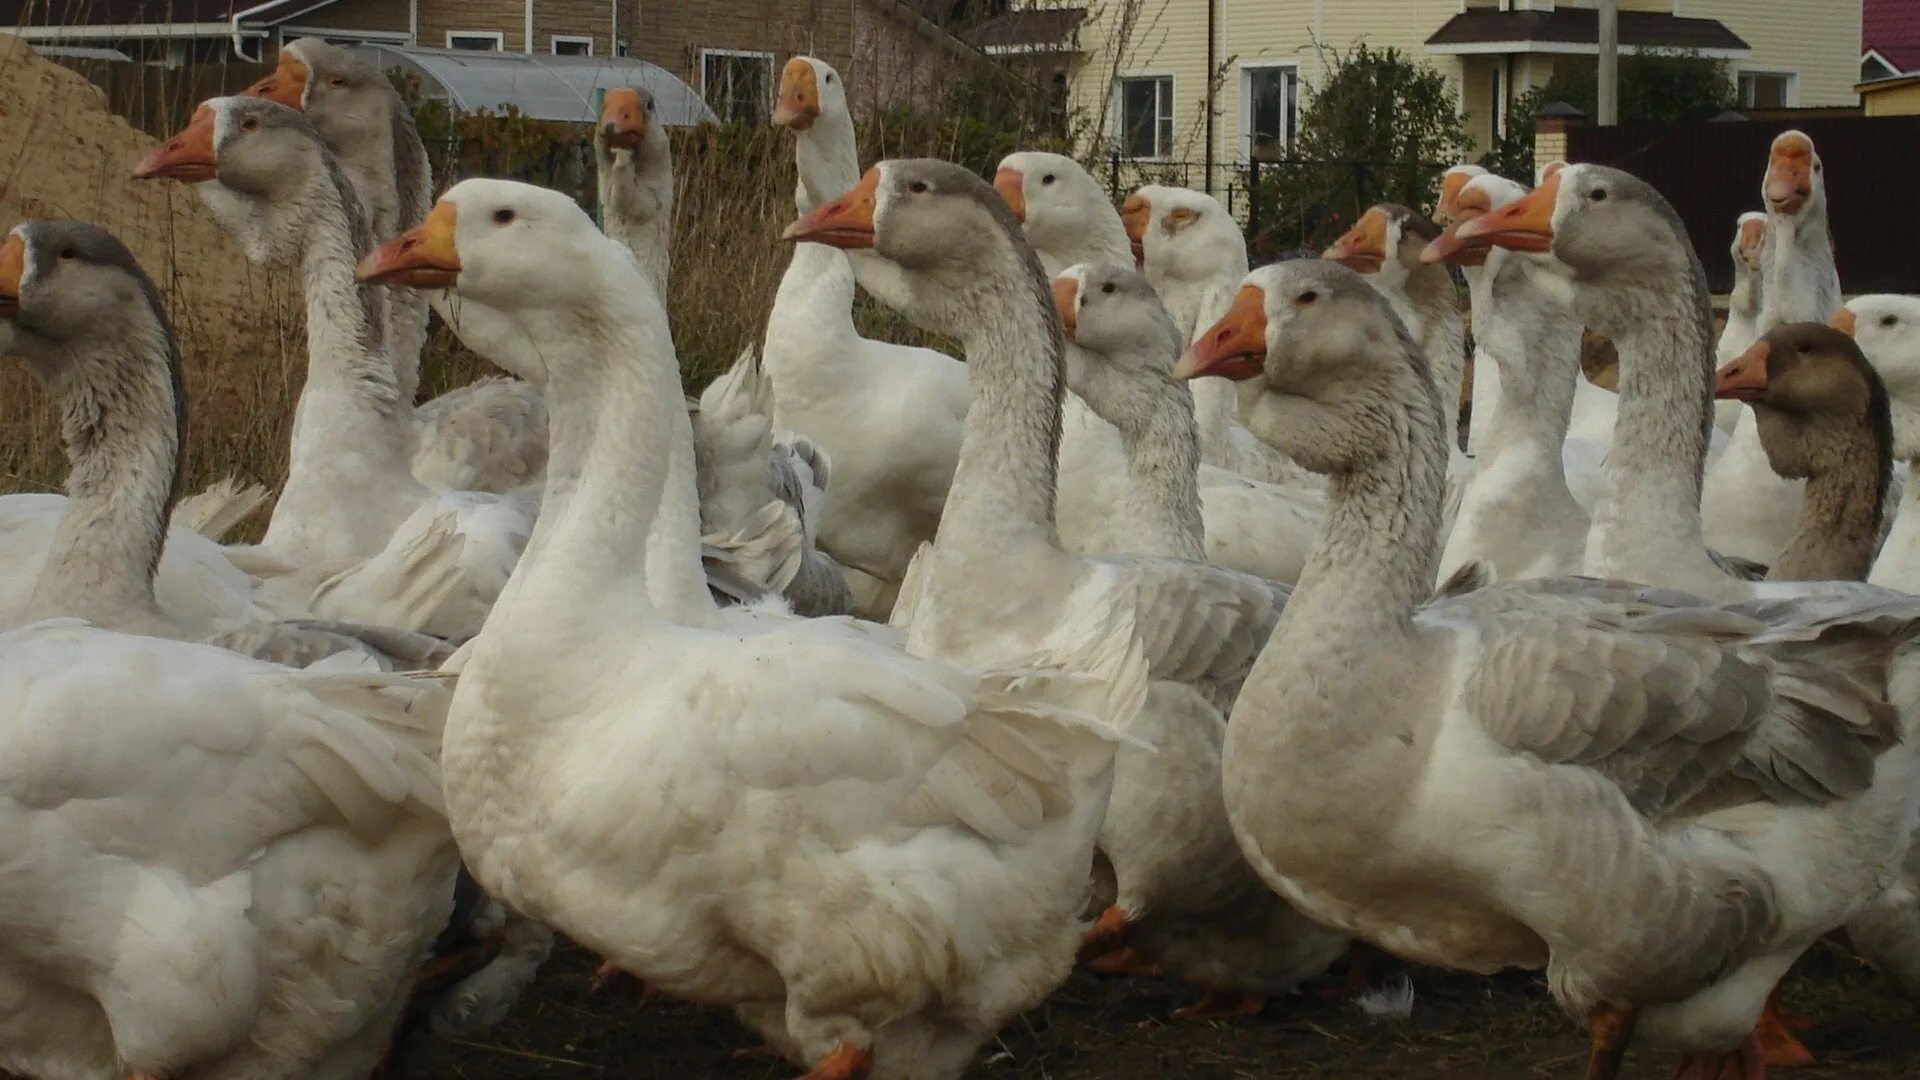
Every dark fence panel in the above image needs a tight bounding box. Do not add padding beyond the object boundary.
[1568,115,1920,295]
[44,57,272,139]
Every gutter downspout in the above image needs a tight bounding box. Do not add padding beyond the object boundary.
[228,0,281,61]
[1204,0,1216,193]
[526,0,535,53]
[410,0,419,46]
[611,0,619,56]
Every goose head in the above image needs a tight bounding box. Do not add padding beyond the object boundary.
[1834,295,1920,458]
[597,85,664,157]
[785,158,1049,342]
[1423,173,1529,269]
[1175,259,1429,475]
[1325,204,1443,295]
[1732,211,1768,273]
[1715,322,1891,485]
[1763,130,1825,220]
[240,39,400,162]
[1052,261,1184,420]
[1123,184,1246,290]
[1431,164,1487,229]
[772,56,849,131]
[0,220,177,385]
[994,151,1116,266]
[135,96,359,266]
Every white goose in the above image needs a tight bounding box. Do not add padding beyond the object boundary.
[362,176,1138,1080]
[1702,134,1834,567]
[1842,295,1920,592]
[1179,256,1920,1080]
[243,37,548,494]
[136,96,533,640]
[1052,260,1348,1014]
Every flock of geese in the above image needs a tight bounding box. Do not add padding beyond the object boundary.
[8,34,1920,1080]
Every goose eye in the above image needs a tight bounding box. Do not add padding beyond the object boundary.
[1297,290,1318,305]
[58,247,78,260]
[493,208,516,225]
[328,76,348,88]
[825,73,835,84]
[1589,188,1608,202]
[1101,282,1116,295]
[239,116,260,132]
[1883,316,1898,328]
[908,181,928,194]
[1798,342,1812,354]
[1042,174,1056,185]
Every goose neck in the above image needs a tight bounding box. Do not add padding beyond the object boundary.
[1759,210,1840,329]
[795,112,860,214]
[26,322,181,624]
[596,143,673,300]
[1765,416,1886,582]
[1098,370,1206,561]
[1479,269,1579,462]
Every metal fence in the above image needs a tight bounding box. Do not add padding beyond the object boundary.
[1099,152,1453,261]
[1569,114,1920,295]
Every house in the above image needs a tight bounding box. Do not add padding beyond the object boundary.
[1046,0,1863,192]
[1862,0,1920,81]
[0,0,987,122]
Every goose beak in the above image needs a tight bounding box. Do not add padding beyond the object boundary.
[1764,133,1814,216]
[771,58,821,130]
[782,167,879,248]
[1052,276,1079,338]
[241,51,309,110]
[1323,208,1389,273]
[1422,187,1496,266]
[1175,285,1267,381]
[1737,216,1768,269]
[600,88,647,149]
[993,167,1027,223]
[357,201,462,288]
[1714,339,1771,403]
[1830,307,1857,337]
[1120,193,1150,268]
[134,103,218,182]
[1454,169,1560,253]
[1433,170,1475,228]
[0,233,24,318]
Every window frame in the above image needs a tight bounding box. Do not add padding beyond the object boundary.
[699,47,777,125]
[446,30,506,52]
[1113,71,1176,162]
[551,34,594,57]
[1236,61,1298,163]
[1736,68,1799,109]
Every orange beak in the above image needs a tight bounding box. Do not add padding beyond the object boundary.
[1454,168,1560,254]
[600,87,647,150]
[782,167,879,248]
[1764,133,1814,216]
[1433,170,1476,228]
[1324,208,1390,274]
[1714,339,1771,402]
[1174,285,1267,381]
[134,103,218,182]
[1422,185,1496,266]
[1736,216,1768,268]
[771,57,821,130]
[1830,307,1857,337]
[0,232,24,318]
[1052,276,1079,338]
[241,50,309,110]
[357,201,462,288]
[993,167,1026,223]
[1120,192,1150,268]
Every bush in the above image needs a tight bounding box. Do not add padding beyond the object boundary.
[1481,50,1737,181]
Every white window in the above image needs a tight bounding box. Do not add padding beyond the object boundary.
[701,49,774,125]
[1239,63,1298,161]
[1116,74,1174,160]
[1737,70,1797,110]
[616,40,630,58]
[446,31,504,52]
[552,35,593,56]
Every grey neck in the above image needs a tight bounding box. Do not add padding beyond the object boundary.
[596,140,674,300]
[1071,348,1205,561]
[1403,264,1466,444]
[25,313,182,624]
[1761,413,1887,582]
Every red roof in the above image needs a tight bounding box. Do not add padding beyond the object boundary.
[1866,0,1920,75]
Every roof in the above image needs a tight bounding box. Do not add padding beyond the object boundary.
[1865,0,1920,75]
[1858,73,1920,94]
[0,0,335,37]
[354,44,718,127]
[964,7,1088,52]
[1426,10,1749,57]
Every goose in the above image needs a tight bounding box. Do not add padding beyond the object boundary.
[1839,296,1920,592]
[361,175,1137,1080]
[991,153,1319,582]
[1052,260,1348,1015]
[594,85,671,298]
[1718,213,1770,366]
[0,217,465,660]
[1178,256,1920,1080]
[774,54,860,215]
[1453,164,1776,601]
[135,96,533,640]
[1702,134,1838,568]
[242,37,548,495]
[1425,173,1591,582]
[1120,183,1317,489]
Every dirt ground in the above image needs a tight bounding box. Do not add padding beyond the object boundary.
[422,940,1919,1080]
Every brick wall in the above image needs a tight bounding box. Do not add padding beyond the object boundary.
[282,0,411,38]
[534,0,617,58]
[850,2,968,118]
[632,0,856,112]
[417,0,530,52]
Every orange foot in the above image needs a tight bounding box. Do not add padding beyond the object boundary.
[799,1042,874,1080]
[1076,905,1131,965]
[1671,1034,1766,1080]
[1084,945,1164,977]
[588,960,654,999]
[1584,1002,1638,1080]
[1755,986,1814,1068]
[1170,988,1264,1022]
[1316,941,1378,1001]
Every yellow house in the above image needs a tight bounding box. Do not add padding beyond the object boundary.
[1858,74,1920,115]
[1046,0,1863,191]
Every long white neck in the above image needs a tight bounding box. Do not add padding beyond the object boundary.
[1758,202,1840,332]
[596,141,673,300]
[1380,267,1465,446]
[794,111,860,214]
[1032,209,1133,280]
[1477,260,1582,490]
[1162,273,1245,466]
[1463,264,1499,455]
[24,314,181,626]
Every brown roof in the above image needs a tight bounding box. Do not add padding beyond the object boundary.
[965,6,1087,51]
[0,0,334,27]
[1426,10,1749,53]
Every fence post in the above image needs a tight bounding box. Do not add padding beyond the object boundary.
[1246,157,1261,250]
[1109,149,1121,201]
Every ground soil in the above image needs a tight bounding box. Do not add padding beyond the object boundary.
[427,940,1918,1080]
